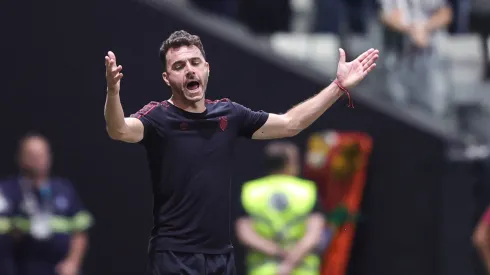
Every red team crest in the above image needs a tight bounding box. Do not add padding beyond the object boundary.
[180,122,188,131]
[219,116,228,131]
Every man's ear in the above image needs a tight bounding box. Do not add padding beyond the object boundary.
[162,72,170,86]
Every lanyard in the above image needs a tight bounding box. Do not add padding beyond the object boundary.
[19,178,53,216]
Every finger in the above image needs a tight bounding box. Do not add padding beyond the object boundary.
[108,59,117,70]
[356,48,374,63]
[105,56,110,67]
[362,54,379,70]
[363,63,377,75]
[360,50,379,67]
[107,59,113,69]
[338,48,346,64]
[112,65,123,73]
[108,51,116,62]
[356,48,375,63]
[114,73,124,82]
[362,50,379,63]
[361,50,379,66]
[360,54,373,67]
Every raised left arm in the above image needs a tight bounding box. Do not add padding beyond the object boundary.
[252,48,379,140]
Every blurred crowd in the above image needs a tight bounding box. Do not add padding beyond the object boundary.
[187,0,489,78]
[187,0,490,143]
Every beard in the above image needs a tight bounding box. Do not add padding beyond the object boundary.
[185,86,204,101]
[172,83,206,103]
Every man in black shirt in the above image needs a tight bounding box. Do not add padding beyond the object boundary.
[104,30,378,275]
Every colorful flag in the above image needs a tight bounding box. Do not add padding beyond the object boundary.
[304,131,373,275]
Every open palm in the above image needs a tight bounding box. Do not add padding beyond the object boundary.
[336,48,379,90]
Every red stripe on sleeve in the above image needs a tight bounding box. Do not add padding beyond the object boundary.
[130,101,160,119]
[205,98,230,104]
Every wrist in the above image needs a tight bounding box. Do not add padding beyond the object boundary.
[282,256,297,268]
[107,87,119,96]
[272,246,286,258]
[333,79,354,108]
[333,79,347,94]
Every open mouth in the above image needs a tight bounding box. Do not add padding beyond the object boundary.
[186,81,200,91]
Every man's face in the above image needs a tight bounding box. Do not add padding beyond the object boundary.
[163,45,209,103]
[19,137,51,178]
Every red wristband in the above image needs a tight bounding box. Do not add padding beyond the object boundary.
[334,79,354,108]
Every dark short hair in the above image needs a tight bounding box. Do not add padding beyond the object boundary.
[159,30,206,69]
[264,141,298,173]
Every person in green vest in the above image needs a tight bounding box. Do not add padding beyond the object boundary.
[236,141,325,275]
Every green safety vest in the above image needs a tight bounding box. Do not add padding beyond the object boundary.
[241,175,320,275]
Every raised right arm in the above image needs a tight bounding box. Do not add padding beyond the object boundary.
[104,51,144,143]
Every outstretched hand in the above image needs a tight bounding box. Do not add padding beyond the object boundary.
[336,48,379,90]
[105,51,123,95]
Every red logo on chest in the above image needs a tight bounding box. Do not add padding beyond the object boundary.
[180,122,189,131]
[219,116,228,131]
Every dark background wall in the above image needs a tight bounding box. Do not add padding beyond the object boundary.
[0,0,480,275]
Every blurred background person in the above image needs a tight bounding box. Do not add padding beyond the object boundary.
[469,0,490,81]
[0,182,17,275]
[379,0,453,116]
[236,141,325,275]
[3,133,94,275]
